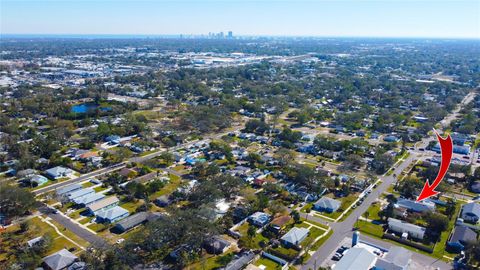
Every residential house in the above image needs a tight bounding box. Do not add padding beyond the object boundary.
[66,188,95,201]
[16,169,36,178]
[222,251,256,270]
[42,249,78,270]
[281,227,309,247]
[46,166,75,179]
[471,181,480,193]
[269,215,292,234]
[204,236,232,254]
[247,212,271,227]
[461,203,480,224]
[112,212,161,233]
[56,184,82,196]
[447,226,478,252]
[28,174,49,186]
[154,195,172,207]
[313,197,341,213]
[374,246,412,270]
[72,193,105,206]
[95,206,129,223]
[433,143,471,155]
[27,236,44,247]
[383,135,400,143]
[396,198,435,213]
[333,247,377,270]
[87,196,120,215]
[388,218,426,240]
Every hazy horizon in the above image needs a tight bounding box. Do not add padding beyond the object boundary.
[1,0,479,39]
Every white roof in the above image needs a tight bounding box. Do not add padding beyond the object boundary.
[334,247,377,270]
[281,227,309,245]
[88,196,119,213]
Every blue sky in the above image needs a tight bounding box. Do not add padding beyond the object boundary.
[1,0,479,38]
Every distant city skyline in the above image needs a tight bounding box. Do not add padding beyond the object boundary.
[1,0,479,39]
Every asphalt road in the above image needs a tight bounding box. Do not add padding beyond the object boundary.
[33,163,126,195]
[38,204,107,247]
[301,91,479,270]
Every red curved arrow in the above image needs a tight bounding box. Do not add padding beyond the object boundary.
[416,130,453,202]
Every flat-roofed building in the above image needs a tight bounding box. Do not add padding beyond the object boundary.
[112,212,162,233]
[56,183,82,196]
[87,196,119,215]
[388,218,426,240]
[72,193,105,206]
[333,247,377,270]
[67,188,94,200]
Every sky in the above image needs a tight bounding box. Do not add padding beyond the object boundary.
[1,0,479,38]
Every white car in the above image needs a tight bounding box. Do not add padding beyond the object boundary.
[116,238,125,244]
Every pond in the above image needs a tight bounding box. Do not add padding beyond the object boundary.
[71,103,112,113]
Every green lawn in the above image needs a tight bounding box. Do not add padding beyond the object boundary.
[87,223,108,232]
[78,217,93,225]
[355,219,384,238]
[319,194,358,220]
[255,257,282,270]
[148,174,183,200]
[82,181,95,188]
[94,186,107,192]
[188,251,235,270]
[300,229,333,263]
[68,208,86,219]
[119,200,142,213]
[364,203,382,221]
[355,201,461,263]
[432,202,462,259]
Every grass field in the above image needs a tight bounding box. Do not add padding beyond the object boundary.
[0,216,86,263]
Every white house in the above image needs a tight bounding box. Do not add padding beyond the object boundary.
[45,166,75,179]
[388,218,426,240]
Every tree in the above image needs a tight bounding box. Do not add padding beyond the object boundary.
[275,148,297,166]
[291,210,301,223]
[379,202,395,221]
[19,221,30,232]
[247,224,256,239]
[425,212,449,234]
[0,184,36,219]
[158,151,174,166]
[268,200,287,216]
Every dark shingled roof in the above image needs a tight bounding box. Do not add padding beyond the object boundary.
[450,226,477,245]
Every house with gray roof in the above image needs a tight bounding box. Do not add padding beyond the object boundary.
[112,212,162,233]
[313,197,341,213]
[66,188,94,201]
[87,196,119,215]
[56,183,82,196]
[281,227,309,247]
[374,246,412,270]
[448,226,478,252]
[45,166,75,179]
[72,193,105,206]
[461,203,480,224]
[334,247,377,270]
[42,248,78,270]
[396,198,435,213]
[222,251,255,270]
[95,206,129,223]
[204,236,232,254]
[388,218,426,240]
